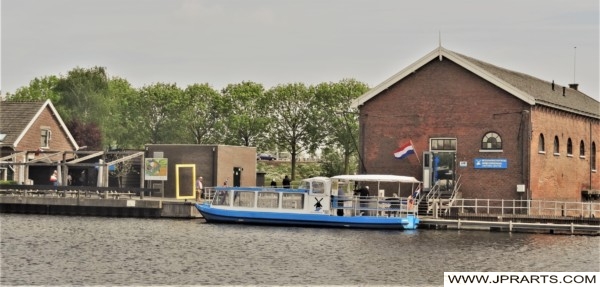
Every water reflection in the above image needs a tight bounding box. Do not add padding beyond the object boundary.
[1,214,598,286]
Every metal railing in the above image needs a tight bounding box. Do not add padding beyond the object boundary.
[447,198,600,218]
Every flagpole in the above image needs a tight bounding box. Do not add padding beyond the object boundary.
[411,140,421,165]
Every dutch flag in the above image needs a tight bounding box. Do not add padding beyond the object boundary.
[393,141,415,159]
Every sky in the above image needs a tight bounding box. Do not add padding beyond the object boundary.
[1,0,599,101]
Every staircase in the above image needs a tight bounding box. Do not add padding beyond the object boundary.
[420,175,461,217]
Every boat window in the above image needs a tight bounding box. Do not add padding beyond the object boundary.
[213,190,230,206]
[312,181,325,194]
[282,193,304,209]
[298,181,310,190]
[257,192,279,208]
[232,191,255,208]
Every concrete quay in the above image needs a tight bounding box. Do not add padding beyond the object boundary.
[0,195,202,219]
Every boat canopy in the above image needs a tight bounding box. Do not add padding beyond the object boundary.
[331,174,420,184]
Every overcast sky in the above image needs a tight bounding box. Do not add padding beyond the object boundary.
[1,0,599,101]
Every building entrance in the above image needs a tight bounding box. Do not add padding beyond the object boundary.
[422,138,457,192]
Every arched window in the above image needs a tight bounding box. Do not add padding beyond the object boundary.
[538,134,545,153]
[481,132,502,150]
[592,142,597,171]
[567,138,573,155]
[580,140,586,157]
[553,136,560,154]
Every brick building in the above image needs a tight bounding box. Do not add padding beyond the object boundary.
[352,46,599,202]
[0,100,79,184]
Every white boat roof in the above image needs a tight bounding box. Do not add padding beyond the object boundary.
[331,174,420,183]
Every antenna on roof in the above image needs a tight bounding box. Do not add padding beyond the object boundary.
[438,30,442,61]
[569,46,579,91]
[573,46,577,83]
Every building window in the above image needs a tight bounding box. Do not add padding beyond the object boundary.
[481,132,502,150]
[40,129,51,148]
[567,138,573,156]
[592,142,597,171]
[553,136,559,155]
[580,140,586,158]
[538,134,545,153]
[430,138,457,151]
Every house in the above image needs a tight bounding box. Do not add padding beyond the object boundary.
[0,100,79,184]
[351,46,599,202]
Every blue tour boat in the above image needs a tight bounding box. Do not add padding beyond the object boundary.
[195,174,421,230]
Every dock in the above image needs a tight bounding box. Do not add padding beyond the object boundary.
[0,192,201,219]
[419,217,600,236]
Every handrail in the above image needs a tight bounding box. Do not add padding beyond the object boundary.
[448,198,600,218]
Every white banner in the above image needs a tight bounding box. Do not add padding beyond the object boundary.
[445,272,599,286]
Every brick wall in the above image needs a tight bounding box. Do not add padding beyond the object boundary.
[359,58,531,200]
[530,106,600,201]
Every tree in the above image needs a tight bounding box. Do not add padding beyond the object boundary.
[53,66,110,125]
[314,79,369,174]
[182,83,227,144]
[136,83,186,144]
[105,77,142,149]
[266,83,326,180]
[67,120,103,150]
[5,76,60,102]
[221,81,270,148]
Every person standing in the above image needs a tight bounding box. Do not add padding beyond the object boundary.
[50,170,59,191]
[282,175,291,188]
[270,178,277,188]
[196,176,204,201]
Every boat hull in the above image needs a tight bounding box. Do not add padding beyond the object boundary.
[195,203,419,230]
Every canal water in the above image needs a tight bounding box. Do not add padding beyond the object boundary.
[0,214,598,286]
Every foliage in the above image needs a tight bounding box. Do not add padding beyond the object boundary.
[6,76,60,102]
[105,77,140,149]
[67,120,103,150]
[5,65,370,178]
[182,83,227,144]
[135,83,186,144]
[265,83,326,180]
[221,81,271,149]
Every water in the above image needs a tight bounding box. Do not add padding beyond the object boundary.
[0,214,598,286]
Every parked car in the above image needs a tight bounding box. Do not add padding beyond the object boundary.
[257,153,277,161]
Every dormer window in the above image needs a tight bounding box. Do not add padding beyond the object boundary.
[41,129,51,148]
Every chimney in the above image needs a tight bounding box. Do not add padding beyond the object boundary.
[562,87,566,96]
[569,83,579,91]
[551,80,555,91]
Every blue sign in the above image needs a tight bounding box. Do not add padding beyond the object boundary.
[474,158,508,169]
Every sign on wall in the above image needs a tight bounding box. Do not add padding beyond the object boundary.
[474,158,507,169]
[145,158,168,180]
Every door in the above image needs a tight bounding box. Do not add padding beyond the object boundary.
[233,167,242,187]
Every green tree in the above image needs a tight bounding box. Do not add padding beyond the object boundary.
[315,79,369,174]
[266,83,326,180]
[221,81,270,148]
[182,83,227,144]
[106,77,141,149]
[53,66,110,125]
[6,76,60,102]
[136,83,185,144]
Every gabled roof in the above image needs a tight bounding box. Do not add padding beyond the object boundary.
[352,46,600,119]
[0,99,79,149]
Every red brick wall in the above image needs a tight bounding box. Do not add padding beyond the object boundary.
[17,106,76,161]
[530,106,600,201]
[359,58,531,200]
